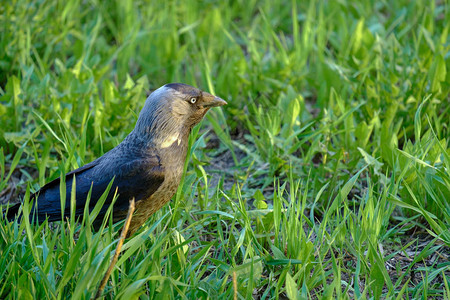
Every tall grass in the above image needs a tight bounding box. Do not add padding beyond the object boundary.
[1,0,449,298]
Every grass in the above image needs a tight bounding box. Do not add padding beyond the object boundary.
[0,0,449,298]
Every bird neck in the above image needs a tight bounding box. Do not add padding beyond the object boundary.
[154,127,190,150]
[132,100,192,159]
[131,118,191,153]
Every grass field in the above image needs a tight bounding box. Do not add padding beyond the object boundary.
[0,0,449,299]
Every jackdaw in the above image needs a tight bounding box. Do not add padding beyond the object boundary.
[5,83,227,235]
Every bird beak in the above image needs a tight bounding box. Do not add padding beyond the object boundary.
[202,93,228,108]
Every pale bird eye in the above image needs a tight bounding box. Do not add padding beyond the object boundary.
[190,97,197,104]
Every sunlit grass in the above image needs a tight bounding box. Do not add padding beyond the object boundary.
[1,0,449,298]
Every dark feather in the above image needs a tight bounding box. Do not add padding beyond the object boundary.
[8,152,164,224]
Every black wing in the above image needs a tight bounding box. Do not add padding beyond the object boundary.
[3,160,99,222]
[28,155,164,223]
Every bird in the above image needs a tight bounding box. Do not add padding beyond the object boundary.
[4,83,227,235]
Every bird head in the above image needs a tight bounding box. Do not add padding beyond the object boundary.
[134,83,227,147]
[162,83,227,127]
